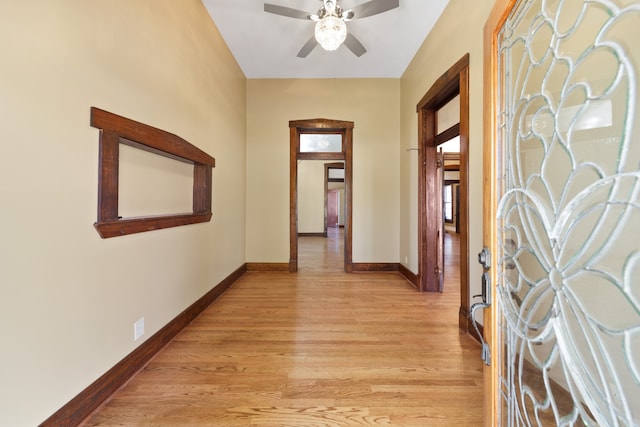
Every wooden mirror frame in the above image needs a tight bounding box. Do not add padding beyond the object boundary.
[90,107,215,238]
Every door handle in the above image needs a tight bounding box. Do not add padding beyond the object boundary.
[471,249,491,365]
[474,271,491,305]
[470,300,491,366]
[471,274,491,366]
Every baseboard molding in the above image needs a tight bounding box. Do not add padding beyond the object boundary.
[463,306,484,344]
[398,264,418,288]
[246,262,290,272]
[351,262,399,272]
[297,232,326,237]
[40,264,247,427]
[459,306,469,333]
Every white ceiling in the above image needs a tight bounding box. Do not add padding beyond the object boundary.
[201,0,450,79]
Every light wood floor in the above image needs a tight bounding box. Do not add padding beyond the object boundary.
[84,229,483,426]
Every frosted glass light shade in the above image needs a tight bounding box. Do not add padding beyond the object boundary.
[314,16,347,51]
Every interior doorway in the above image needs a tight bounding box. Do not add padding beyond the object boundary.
[417,54,472,335]
[325,162,344,234]
[296,160,345,271]
[289,119,353,273]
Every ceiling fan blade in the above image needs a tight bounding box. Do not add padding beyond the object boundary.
[297,37,318,58]
[344,33,366,57]
[349,0,399,19]
[264,3,311,20]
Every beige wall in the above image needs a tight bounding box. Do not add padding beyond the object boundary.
[246,79,400,263]
[400,0,495,305]
[0,1,246,425]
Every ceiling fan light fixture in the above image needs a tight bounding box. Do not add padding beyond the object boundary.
[314,15,347,51]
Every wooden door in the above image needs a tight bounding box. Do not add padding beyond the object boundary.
[483,0,640,425]
[455,184,460,234]
[435,148,445,292]
[327,189,339,228]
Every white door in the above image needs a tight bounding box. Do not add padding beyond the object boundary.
[483,0,640,425]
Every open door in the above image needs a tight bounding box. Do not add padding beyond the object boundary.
[435,147,445,292]
[482,0,640,425]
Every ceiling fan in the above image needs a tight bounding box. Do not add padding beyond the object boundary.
[264,0,400,58]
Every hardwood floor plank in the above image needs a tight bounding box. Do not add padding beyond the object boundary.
[83,231,482,426]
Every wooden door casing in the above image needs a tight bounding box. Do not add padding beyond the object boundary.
[416,54,471,336]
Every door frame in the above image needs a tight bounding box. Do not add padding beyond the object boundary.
[289,119,353,273]
[416,54,471,333]
[483,1,514,424]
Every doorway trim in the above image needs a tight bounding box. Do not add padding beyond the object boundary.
[289,119,353,273]
[416,54,471,334]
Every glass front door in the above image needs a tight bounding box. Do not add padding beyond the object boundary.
[486,0,640,424]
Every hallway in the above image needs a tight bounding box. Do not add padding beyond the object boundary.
[84,231,483,426]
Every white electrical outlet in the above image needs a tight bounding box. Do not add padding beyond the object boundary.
[134,317,145,341]
[404,256,408,264]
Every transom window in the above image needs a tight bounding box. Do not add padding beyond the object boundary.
[299,133,342,153]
